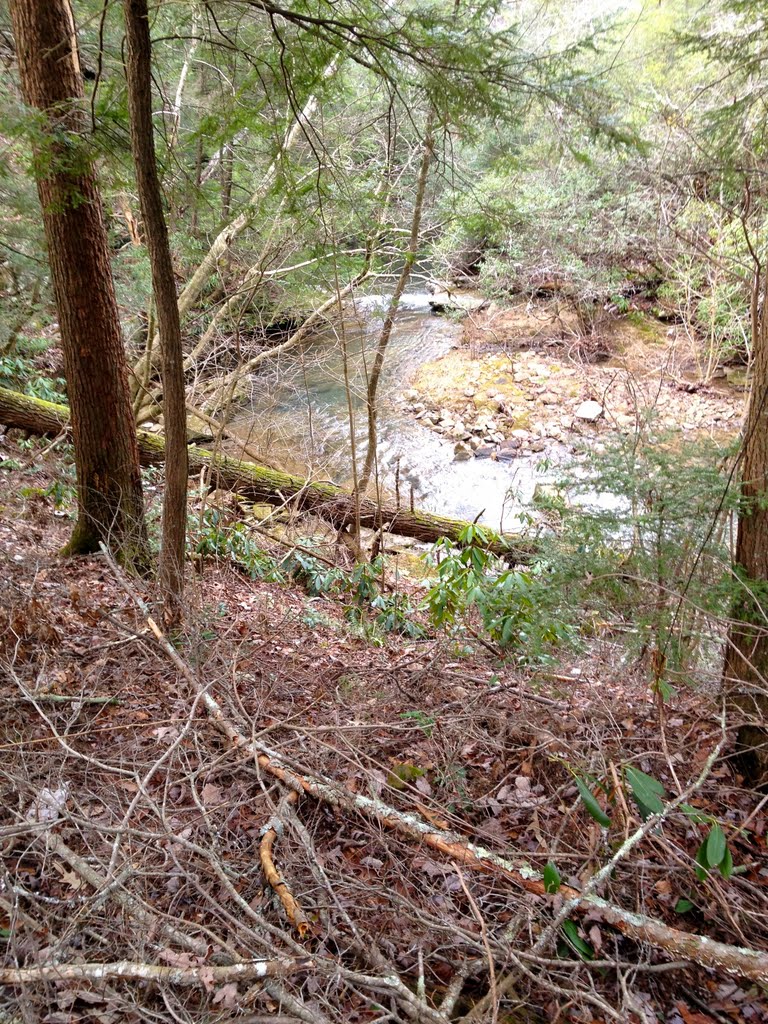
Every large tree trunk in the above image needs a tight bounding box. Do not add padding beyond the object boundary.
[9,0,148,567]
[123,0,188,625]
[723,269,768,785]
[0,388,531,558]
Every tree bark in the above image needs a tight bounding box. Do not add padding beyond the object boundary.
[9,0,148,566]
[0,387,531,558]
[123,0,188,625]
[0,957,313,986]
[723,267,768,785]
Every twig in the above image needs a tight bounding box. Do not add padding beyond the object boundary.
[262,980,331,1024]
[46,833,209,957]
[530,718,727,963]
[4,694,118,705]
[455,865,498,1024]
[440,961,474,1017]
[259,789,310,937]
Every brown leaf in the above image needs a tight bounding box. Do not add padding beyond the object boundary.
[158,949,194,969]
[54,863,83,891]
[677,1002,717,1024]
[201,783,223,806]
[199,966,216,993]
[212,983,239,1008]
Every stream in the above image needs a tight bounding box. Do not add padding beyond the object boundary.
[231,292,571,533]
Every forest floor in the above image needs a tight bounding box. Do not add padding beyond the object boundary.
[404,301,743,461]
[1,427,767,1024]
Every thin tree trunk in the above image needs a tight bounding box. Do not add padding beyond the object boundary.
[220,141,234,222]
[9,0,148,566]
[124,0,188,625]
[723,265,768,784]
[200,128,248,184]
[168,5,200,149]
[190,133,203,236]
[359,118,434,496]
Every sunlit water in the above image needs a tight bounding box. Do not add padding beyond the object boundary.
[231,292,580,532]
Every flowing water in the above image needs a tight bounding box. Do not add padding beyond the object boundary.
[231,292,564,532]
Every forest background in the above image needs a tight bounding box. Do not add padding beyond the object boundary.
[1,1,768,1023]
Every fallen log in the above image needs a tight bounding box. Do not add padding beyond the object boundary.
[0,387,531,557]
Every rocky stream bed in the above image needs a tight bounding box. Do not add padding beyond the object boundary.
[401,300,744,463]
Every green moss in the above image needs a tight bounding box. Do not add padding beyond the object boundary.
[60,519,101,557]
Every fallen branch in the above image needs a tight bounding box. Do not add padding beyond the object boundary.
[45,833,211,957]
[104,552,768,990]
[194,271,368,418]
[6,694,118,705]
[260,790,310,937]
[0,957,314,986]
[462,726,728,1022]
[0,387,529,556]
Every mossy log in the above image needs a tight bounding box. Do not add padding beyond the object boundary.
[0,387,532,557]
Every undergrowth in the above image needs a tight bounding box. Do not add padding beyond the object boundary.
[185,428,741,676]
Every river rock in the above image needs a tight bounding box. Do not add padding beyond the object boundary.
[511,428,530,440]
[404,389,419,401]
[499,437,522,452]
[474,445,495,458]
[453,442,473,461]
[430,291,488,315]
[574,400,604,422]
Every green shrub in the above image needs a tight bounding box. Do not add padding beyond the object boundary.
[423,524,576,662]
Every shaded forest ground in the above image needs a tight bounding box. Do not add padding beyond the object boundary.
[0,433,767,1024]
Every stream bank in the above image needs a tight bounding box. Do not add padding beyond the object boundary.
[231,293,744,534]
[405,299,743,464]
